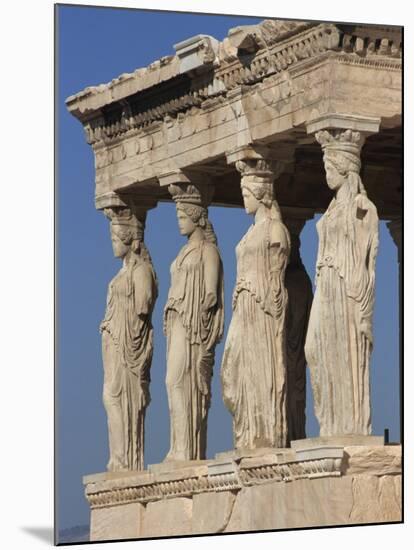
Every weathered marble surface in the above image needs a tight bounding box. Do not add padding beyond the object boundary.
[164,182,224,461]
[221,158,290,449]
[305,129,379,437]
[90,502,144,541]
[84,444,402,541]
[100,205,158,472]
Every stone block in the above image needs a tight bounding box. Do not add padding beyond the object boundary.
[192,491,236,534]
[342,445,402,476]
[234,476,354,531]
[349,474,402,524]
[141,497,193,537]
[90,502,144,541]
[379,475,402,522]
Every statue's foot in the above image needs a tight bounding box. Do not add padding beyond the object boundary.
[107,458,129,472]
[163,450,188,462]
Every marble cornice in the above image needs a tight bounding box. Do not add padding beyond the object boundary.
[67,21,402,146]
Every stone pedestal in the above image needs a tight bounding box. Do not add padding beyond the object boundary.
[84,443,402,541]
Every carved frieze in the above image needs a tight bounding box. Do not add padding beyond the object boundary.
[85,450,348,509]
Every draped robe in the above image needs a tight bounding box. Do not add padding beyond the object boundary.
[221,216,290,449]
[304,193,379,436]
[164,239,224,460]
[100,256,157,471]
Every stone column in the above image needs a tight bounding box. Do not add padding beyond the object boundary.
[97,192,158,472]
[158,170,224,461]
[281,207,314,442]
[222,145,291,449]
[386,217,402,442]
[304,115,381,438]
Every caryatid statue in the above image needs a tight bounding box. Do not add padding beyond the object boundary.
[304,129,379,437]
[100,203,158,471]
[164,183,224,461]
[221,158,290,449]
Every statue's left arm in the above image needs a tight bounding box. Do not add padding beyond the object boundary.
[133,263,156,317]
[199,244,224,349]
[202,244,220,310]
[349,194,379,345]
[131,262,156,408]
[265,220,290,318]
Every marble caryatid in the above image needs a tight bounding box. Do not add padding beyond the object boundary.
[304,129,379,437]
[100,205,158,471]
[221,159,290,449]
[164,183,224,461]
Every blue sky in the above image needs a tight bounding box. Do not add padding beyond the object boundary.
[57,4,400,535]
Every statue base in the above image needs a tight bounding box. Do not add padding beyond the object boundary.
[83,442,401,542]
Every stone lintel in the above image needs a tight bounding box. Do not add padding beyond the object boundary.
[291,435,385,450]
[306,113,381,135]
[94,191,157,212]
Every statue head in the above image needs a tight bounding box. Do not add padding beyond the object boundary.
[241,177,274,214]
[103,206,145,259]
[176,203,207,236]
[236,158,284,221]
[169,183,217,244]
[316,129,367,197]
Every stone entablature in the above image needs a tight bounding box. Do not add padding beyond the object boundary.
[66,19,401,216]
[66,20,401,129]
